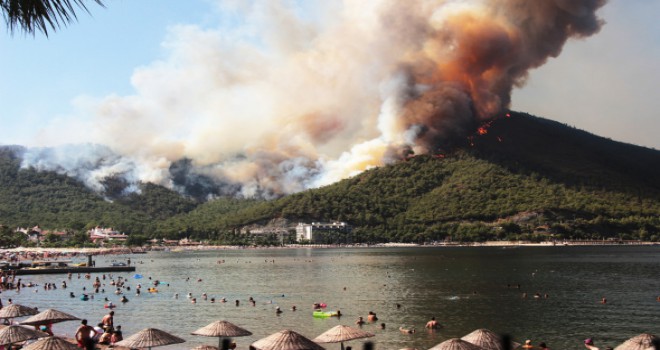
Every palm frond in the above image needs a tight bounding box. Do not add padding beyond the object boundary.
[2,0,104,36]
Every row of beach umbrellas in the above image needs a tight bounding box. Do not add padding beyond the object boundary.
[0,303,657,350]
[424,330,659,350]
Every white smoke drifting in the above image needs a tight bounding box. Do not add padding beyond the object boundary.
[21,0,607,199]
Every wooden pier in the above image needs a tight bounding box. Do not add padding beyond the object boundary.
[3,265,136,275]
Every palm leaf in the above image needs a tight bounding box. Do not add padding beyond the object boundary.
[1,0,104,36]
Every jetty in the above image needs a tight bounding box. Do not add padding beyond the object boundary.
[5,265,136,275]
[1,255,136,275]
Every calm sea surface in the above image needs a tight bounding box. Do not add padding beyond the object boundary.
[7,246,660,349]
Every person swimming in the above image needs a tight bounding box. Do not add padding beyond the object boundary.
[399,326,415,334]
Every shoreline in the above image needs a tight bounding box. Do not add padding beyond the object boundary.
[1,240,657,256]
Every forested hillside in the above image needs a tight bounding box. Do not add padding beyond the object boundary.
[158,113,660,243]
[0,146,199,233]
[2,113,659,244]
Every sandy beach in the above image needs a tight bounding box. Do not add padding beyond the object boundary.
[1,239,655,257]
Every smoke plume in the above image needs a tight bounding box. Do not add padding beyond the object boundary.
[22,0,607,199]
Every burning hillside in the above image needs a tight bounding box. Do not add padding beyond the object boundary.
[20,0,607,199]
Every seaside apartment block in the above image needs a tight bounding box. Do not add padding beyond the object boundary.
[295,221,352,242]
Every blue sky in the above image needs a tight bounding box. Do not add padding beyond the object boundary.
[1,0,658,152]
[0,0,215,140]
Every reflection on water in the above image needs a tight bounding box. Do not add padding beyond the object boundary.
[7,246,660,349]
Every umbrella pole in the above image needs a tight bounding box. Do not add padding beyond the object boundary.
[341,341,345,350]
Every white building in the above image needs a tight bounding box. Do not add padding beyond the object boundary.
[295,222,351,242]
[88,227,128,243]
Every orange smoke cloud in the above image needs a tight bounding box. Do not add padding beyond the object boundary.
[395,0,607,152]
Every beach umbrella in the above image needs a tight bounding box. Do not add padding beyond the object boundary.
[313,325,375,350]
[191,346,220,350]
[461,329,520,350]
[0,304,38,319]
[20,308,80,326]
[114,328,186,350]
[429,338,485,350]
[21,336,81,350]
[0,325,47,347]
[192,320,252,349]
[614,333,659,350]
[252,329,325,350]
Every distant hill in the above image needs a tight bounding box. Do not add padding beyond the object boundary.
[1,112,659,243]
[0,146,198,233]
[158,112,660,243]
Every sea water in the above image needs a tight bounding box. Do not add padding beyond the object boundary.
[6,246,660,349]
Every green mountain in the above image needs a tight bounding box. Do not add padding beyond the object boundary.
[159,112,660,243]
[0,146,198,233]
[1,112,659,243]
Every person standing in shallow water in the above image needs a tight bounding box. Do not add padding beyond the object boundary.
[102,311,114,332]
[367,311,378,322]
[425,317,439,329]
[75,319,96,350]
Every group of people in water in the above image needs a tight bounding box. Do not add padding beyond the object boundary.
[8,253,648,350]
[351,307,443,336]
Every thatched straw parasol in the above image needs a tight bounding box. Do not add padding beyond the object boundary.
[429,338,485,350]
[191,345,220,350]
[0,304,38,319]
[252,329,325,350]
[313,325,374,350]
[192,320,252,349]
[461,329,520,350]
[20,308,80,326]
[114,328,186,350]
[614,333,659,350]
[0,325,48,347]
[21,336,81,350]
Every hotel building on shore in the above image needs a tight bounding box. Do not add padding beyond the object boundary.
[295,221,352,242]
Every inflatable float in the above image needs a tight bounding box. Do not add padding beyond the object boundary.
[313,310,340,318]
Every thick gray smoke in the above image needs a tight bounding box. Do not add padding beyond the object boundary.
[20,0,607,199]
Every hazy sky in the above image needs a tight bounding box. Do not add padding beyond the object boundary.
[1,0,658,151]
